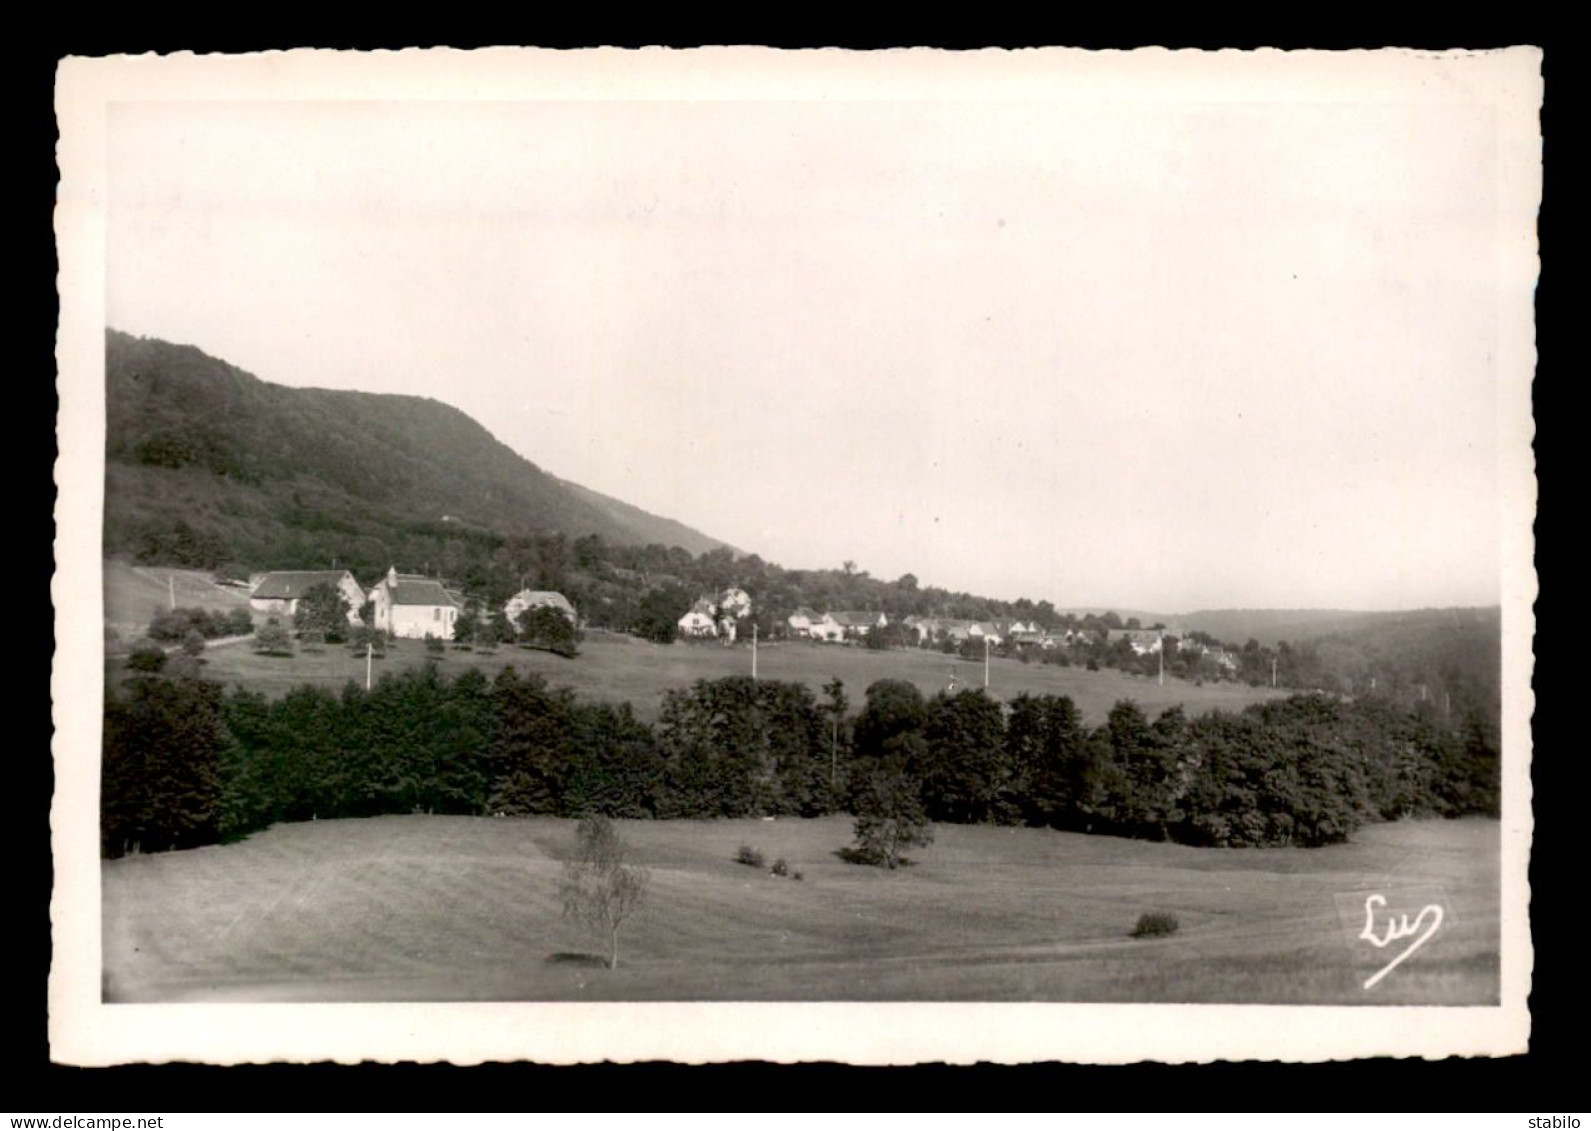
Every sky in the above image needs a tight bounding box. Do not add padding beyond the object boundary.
[103,68,1529,614]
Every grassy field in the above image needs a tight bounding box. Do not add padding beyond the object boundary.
[158,630,1288,725]
[103,814,1499,1004]
[103,559,256,645]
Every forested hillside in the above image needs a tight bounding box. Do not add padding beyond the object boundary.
[103,330,731,573]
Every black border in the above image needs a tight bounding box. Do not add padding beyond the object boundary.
[23,21,1570,1109]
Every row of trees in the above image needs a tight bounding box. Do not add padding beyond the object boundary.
[102,663,1500,859]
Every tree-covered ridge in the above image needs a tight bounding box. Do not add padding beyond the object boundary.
[103,665,1499,859]
[104,330,733,572]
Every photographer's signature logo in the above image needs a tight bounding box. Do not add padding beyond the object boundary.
[1357,893,1444,990]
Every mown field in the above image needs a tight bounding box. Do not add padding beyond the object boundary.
[103,560,257,645]
[102,814,1499,1004]
[151,630,1286,725]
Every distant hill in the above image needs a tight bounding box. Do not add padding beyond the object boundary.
[558,478,740,559]
[103,330,732,574]
[1173,607,1496,649]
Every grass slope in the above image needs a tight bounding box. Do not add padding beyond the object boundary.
[157,631,1290,724]
[103,814,1500,1004]
[102,559,255,644]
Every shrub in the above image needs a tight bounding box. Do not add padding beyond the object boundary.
[847,768,933,870]
[224,608,254,636]
[149,606,226,642]
[1130,912,1180,939]
[425,633,446,655]
[347,625,386,656]
[164,653,203,680]
[792,870,804,882]
[126,640,167,673]
[253,618,293,656]
[735,844,765,868]
[181,628,207,657]
[771,858,789,877]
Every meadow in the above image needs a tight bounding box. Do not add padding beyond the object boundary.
[181,630,1287,725]
[103,561,255,643]
[102,813,1500,1004]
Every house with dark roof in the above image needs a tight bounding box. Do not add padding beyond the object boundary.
[249,570,366,623]
[370,566,462,640]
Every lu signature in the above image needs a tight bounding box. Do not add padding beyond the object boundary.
[1357,893,1444,990]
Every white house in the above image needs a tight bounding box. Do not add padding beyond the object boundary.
[787,606,822,637]
[369,567,461,640]
[1113,628,1165,655]
[831,611,888,640]
[807,613,846,643]
[505,589,577,627]
[969,622,1002,647]
[678,599,719,638]
[249,570,366,622]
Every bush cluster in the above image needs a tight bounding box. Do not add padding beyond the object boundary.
[1131,912,1180,939]
[148,605,252,642]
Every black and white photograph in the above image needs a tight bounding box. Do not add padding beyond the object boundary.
[51,46,1539,1064]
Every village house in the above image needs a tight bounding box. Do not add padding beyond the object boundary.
[504,589,577,627]
[1112,628,1165,655]
[969,622,1003,647]
[369,567,462,640]
[677,598,719,639]
[787,606,823,637]
[830,610,888,641]
[805,613,847,643]
[937,619,975,644]
[249,570,366,623]
[1205,648,1240,672]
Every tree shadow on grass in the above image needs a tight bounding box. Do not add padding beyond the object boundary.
[545,951,609,967]
[833,847,919,869]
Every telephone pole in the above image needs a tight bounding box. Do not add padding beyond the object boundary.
[751,622,758,681]
[984,635,991,689]
[169,574,176,610]
[1271,656,1277,688]
[366,640,373,691]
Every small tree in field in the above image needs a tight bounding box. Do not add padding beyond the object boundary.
[558,814,650,969]
[181,627,207,658]
[848,768,934,869]
[253,617,293,656]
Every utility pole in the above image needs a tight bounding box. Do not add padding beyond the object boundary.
[169,574,176,610]
[1271,656,1277,688]
[1158,641,1164,686]
[366,640,373,691]
[984,635,991,690]
[751,622,758,681]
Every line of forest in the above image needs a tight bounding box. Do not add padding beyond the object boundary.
[102,660,1500,861]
